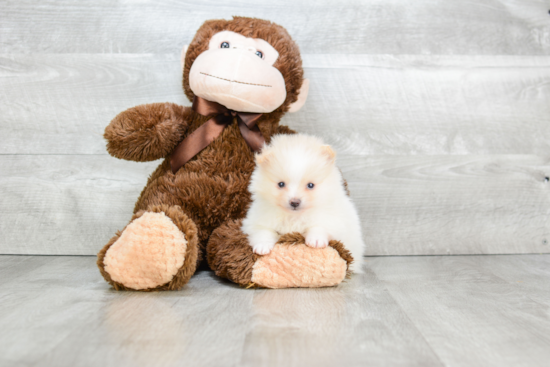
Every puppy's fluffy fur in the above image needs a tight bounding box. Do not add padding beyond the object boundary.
[242,134,365,273]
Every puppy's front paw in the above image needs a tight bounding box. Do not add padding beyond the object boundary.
[252,242,275,255]
[305,230,329,249]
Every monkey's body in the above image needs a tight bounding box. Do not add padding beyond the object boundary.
[133,110,290,249]
[97,17,354,291]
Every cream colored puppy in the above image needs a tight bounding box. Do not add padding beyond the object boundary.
[242,134,365,273]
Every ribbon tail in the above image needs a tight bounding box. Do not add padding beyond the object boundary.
[170,116,228,173]
[238,117,265,153]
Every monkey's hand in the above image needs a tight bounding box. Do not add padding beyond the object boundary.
[104,102,192,162]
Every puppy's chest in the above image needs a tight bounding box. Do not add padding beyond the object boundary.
[274,214,311,235]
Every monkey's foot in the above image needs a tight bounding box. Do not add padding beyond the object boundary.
[206,220,353,289]
[97,205,199,291]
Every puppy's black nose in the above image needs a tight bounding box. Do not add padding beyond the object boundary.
[290,199,301,208]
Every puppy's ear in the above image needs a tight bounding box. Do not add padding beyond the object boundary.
[321,145,336,164]
[256,151,272,166]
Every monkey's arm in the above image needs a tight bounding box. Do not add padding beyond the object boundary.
[275,125,296,135]
[104,102,192,162]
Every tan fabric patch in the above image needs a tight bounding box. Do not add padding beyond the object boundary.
[251,244,347,289]
[104,212,187,290]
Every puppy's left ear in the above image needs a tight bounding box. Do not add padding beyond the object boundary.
[321,145,336,164]
[181,45,189,71]
[256,151,273,166]
[288,79,309,113]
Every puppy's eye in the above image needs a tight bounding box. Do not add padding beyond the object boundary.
[220,42,230,48]
[278,182,285,188]
[307,183,314,189]
[255,50,263,58]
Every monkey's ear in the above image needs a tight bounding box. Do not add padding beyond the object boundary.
[321,145,336,164]
[288,79,309,113]
[181,45,189,71]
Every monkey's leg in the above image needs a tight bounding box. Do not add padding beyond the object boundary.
[97,205,199,291]
[206,220,353,289]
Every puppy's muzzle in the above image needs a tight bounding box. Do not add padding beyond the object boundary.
[289,198,301,209]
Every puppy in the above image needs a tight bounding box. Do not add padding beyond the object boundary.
[242,134,365,273]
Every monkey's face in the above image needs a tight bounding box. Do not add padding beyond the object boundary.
[188,31,287,113]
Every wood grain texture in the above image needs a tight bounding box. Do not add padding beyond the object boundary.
[299,55,550,156]
[479,255,550,306]
[2,54,549,155]
[340,154,550,255]
[1,254,550,366]
[0,256,255,367]
[1,0,549,55]
[242,276,441,367]
[368,255,550,367]
[1,154,548,256]
[0,155,159,255]
[1,1,549,257]
[0,54,185,155]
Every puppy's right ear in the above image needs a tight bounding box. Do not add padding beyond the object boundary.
[256,151,272,166]
[321,145,336,165]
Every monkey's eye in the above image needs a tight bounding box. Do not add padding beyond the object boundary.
[220,42,230,48]
[278,182,285,188]
[255,50,263,58]
[307,183,314,189]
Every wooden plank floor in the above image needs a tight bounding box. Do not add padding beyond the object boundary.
[1,254,549,367]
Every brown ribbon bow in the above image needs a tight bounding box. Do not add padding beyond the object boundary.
[170,96,265,174]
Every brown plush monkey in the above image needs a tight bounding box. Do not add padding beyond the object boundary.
[97,17,353,291]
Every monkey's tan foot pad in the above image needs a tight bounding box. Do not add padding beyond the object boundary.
[207,220,353,289]
[97,205,199,291]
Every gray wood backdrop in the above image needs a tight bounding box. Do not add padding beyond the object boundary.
[1,0,549,255]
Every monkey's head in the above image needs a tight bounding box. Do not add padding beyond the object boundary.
[182,17,309,115]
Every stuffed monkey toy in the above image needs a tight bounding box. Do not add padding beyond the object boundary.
[97,17,353,291]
